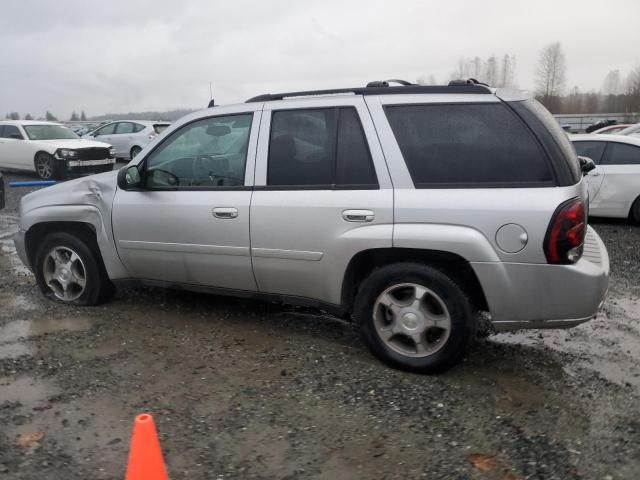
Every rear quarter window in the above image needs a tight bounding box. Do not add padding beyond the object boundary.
[572,141,606,164]
[384,103,553,187]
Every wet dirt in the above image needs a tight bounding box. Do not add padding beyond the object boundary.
[1,172,639,479]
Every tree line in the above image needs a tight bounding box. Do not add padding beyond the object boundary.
[418,42,640,115]
[4,110,87,122]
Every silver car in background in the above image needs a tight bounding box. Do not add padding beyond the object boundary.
[15,80,609,373]
[83,120,170,160]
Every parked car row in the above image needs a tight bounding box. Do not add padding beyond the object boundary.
[0,119,171,179]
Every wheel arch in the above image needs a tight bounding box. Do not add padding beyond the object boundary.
[25,221,98,269]
[629,194,640,222]
[341,247,489,315]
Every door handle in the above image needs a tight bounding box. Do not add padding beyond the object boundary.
[212,207,238,219]
[342,209,375,222]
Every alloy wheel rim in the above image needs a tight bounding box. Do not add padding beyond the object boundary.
[42,246,87,301]
[373,283,451,358]
[36,156,53,179]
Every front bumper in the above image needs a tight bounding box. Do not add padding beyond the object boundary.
[63,158,115,176]
[472,226,610,331]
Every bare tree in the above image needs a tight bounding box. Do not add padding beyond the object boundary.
[602,70,622,95]
[500,54,516,88]
[24,113,33,120]
[535,42,566,97]
[483,55,498,86]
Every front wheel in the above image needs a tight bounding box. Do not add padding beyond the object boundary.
[34,152,62,180]
[34,232,114,306]
[354,263,474,373]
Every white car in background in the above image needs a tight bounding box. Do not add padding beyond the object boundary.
[0,121,115,180]
[572,134,640,222]
[616,123,640,138]
[83,120,170,160]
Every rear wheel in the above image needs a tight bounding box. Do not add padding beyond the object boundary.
[354,262,473,373]
[34,232,114,306]
[130,146,142,159]
[34,152,62,180]
[631,197,640,224]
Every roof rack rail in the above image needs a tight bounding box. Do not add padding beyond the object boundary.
[448,77,490,87]
[245,79,492,103]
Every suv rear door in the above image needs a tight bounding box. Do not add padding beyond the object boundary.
[250,96,393,306]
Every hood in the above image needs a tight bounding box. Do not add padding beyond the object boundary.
[36,138,113,149]
[19,170,119,219]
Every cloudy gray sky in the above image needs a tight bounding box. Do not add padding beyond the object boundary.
[0,0,638,118]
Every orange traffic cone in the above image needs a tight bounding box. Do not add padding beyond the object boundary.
[125,413,169,480]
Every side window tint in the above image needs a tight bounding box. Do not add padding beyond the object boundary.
[268,109,336,186]
[97,123,116,135]
[385,103,553,187]
[268,107,378,188]
[116,122,135,134]
[336,108,378,186]
[573,141,606,164]
[3,125,23,139]
[145,114,252,188]
[602,142,640,165]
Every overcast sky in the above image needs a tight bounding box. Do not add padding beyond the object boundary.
[0,0,638,118]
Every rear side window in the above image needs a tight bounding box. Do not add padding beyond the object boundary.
[132,123,146,133]
[510,99,581,185]
[116,122,135,134]
[268,107,378,188]
[573,141,606,164]
[602,142,640,165]
[385,103,553,187]
[1,125,23,139]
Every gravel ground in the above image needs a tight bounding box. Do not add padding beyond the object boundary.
[1,171,639,479]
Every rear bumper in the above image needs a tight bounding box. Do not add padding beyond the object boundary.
[472,226,609,331]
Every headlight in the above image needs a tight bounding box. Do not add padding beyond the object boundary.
[109,147,116,157]
[56,149,77,159]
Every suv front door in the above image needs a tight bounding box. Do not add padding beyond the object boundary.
[250,97,393,306]
[112,106,261,291]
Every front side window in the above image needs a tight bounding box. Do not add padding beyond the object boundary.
[573,141,606,164]
[23,124,78,140]
[268,107,378,188]
[145,114,252,188]
[96,123,116,136]
[385,103,553,187]
[602,142,640,165]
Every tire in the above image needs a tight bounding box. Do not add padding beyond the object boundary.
[34,152,63,180]
[34,231,114,306]
[130,146,142,159]
[354,262,474,373]
[631,197,640,224]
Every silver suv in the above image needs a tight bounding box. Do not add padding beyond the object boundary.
[14,80,610,372]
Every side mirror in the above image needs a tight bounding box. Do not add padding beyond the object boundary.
[117,165,142,190]
[578,156,596,175]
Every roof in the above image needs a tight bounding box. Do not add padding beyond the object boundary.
[245,79,494,103]
[95,120,171,126]
[570,134,640,146]
[0,120,61,126]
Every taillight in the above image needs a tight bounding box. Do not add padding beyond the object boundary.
[544,197,586,264]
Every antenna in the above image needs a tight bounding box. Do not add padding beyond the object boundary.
[208,82,215,108]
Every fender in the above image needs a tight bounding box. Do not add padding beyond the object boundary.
[393,223,500,262]
[21,204,129,279]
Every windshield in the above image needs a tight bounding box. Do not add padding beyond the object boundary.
[23,125,79,140]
